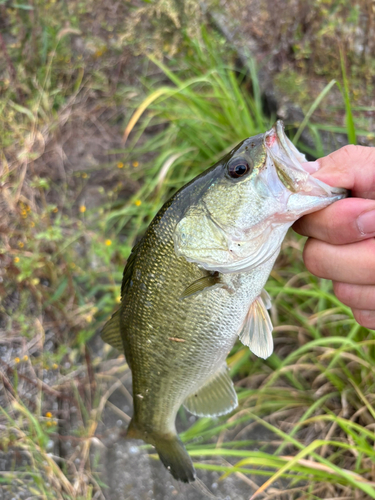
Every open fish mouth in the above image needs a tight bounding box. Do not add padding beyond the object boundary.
[264,120,347,199]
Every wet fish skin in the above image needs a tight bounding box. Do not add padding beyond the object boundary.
[101,121,346,483]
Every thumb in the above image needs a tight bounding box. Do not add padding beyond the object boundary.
[303,145,375,199]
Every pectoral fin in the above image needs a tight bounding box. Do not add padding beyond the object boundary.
[180,273,224,299]
[183,364,237,417]
[239,292,273,359]
[101,309,123,353]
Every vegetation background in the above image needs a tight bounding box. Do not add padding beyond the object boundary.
[1,0,375,499]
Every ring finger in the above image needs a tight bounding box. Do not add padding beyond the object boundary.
[333,282,375,310]
[352,309,375,329]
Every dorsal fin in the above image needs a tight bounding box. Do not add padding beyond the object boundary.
[102,241,142,353]
[101,309,123,352]
[121,239,142,299]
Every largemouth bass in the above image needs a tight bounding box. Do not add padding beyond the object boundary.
[101,121,346,483]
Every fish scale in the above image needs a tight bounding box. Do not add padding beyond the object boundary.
[122,216,251,426]
[101,121,347,483]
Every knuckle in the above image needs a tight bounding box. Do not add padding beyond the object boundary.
[327,145,355,166]
[340,144,374,162]
[339,144,363,163]
[341,144,360,157]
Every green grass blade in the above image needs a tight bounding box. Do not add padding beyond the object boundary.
[340,50,357,144]
[293,79,336,144]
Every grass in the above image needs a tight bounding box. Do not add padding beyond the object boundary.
[1,2,375,499]
[112,27,375,499]
[106,28,271,237]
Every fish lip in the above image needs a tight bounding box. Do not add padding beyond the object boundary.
[264,120,347,198]
[266,120,303,163]
[264,120,287,150]
[264,120,304,173]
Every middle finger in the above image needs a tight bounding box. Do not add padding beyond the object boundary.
[303,238,375,285]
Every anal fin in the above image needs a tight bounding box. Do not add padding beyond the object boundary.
[239,290,273,359]
[101,309,123,353]
[183,364,237,417]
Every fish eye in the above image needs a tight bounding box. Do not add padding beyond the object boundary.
[227,157,253,179]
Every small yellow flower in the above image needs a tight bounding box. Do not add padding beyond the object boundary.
[30,221,35,228]
[79,205,86,213]
[117,162,124,169]
[14,257,20,263]
[45,412,52,418]
[26,205,31,212]
[105,239,112,246]
[14,357,20,364]
[22,355,28,361]
[31,278,40,286]
[46,421,53,427]
[81,172,88,179]
[52,363,58,370]
[21,209,27,216]
[135,200,142,207]
[132,161,139,168]
[52,420,58,426]
[53,207,58,213]
[18,242,24,248]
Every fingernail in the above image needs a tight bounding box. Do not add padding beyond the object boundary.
[301,161,320,173]
[357,210,375,236]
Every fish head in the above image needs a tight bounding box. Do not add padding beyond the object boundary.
[174,120,347,273]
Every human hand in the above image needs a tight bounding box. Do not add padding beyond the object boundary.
[293,145,375,329]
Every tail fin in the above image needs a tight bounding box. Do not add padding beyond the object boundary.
[126,418,196,483]
[154,434,196,483]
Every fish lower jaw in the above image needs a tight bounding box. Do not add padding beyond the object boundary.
[286,191,347,218]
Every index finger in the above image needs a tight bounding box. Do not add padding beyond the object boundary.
[293,197,375,244]
[308,144,375,199]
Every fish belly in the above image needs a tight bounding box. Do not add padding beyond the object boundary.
[123,257,275,435]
